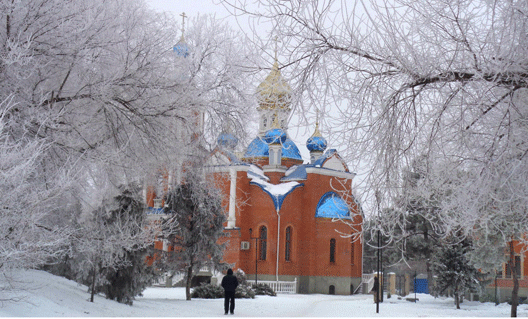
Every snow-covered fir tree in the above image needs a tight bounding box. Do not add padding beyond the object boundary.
[155,166,227,301]
[433,237,482,309]
[92,186,158,305]
[71,184,156,303]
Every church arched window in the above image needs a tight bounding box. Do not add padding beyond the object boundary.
[285,226,292,261]
[259,226,267,260]
[330,238,336,263]
[315,192,349,218]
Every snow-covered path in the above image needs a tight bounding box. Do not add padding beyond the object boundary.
[0,270,527,317]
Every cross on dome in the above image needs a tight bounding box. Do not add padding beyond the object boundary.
[173,12,190,57]
[180,12,187,42]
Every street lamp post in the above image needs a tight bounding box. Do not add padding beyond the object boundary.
[249,228,259,286]
[375,190,382,314]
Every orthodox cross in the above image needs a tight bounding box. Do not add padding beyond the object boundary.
[180,12,187,40]
[274,35,280,62]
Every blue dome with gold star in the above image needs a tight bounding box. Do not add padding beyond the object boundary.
[306,121,327,152]
[264,128,287,144]
[173,40,189,57]
[307,135,327,152]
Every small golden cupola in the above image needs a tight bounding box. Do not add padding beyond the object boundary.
[256,58,292,135]
[256,60,292,110]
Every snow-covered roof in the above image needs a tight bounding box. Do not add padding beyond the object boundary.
[281,165,307,181]
[311,149,337,166]
[307,149,349,172]
[207,148,245,167]
[247,165,303,212]
[247,164,270,181]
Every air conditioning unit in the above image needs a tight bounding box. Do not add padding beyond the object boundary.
[240,241,250,250]
[153,198,162,208]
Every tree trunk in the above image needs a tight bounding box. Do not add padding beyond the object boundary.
[511,271,519,317]
[426,261,433,296]
[509,241,518,317]
[510,262,519,317]
[455,287,460,309]
[90,265,96,303]
[185,266,193,300]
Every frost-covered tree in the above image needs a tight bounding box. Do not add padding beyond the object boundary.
[433,237,482,309]
[220,0,528,202]
[182,14,259,151]
[156,167,227,301]
[72,184,155,303]
[93,186,158,305]
[0,98,72,287]
[383,157,456,288]
[1,0,259,291]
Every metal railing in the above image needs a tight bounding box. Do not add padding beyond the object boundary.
[362,273,375,293]
[259,279,297,294]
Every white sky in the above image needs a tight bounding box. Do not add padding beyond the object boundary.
[146,0,232,20]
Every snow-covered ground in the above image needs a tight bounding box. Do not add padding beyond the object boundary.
[0,270,526,317]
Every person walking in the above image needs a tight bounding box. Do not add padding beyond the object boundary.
[371,276,380,303]
[221,268,239,315]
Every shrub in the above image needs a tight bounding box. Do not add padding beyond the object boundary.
[235,284,255,299]
[235,269,249,286]
[252,283,276,296]
[478,293,495,303]
[191,283,224,299]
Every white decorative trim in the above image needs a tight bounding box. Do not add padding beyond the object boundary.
[305,167,356,179]
[227,168,237,228]
[262,165,287,173]
[206,165,250,173]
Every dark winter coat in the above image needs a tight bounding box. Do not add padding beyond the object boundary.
[221,269,239,292]
[371,277,379,292]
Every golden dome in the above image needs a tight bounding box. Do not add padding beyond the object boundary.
[256,60,291,110]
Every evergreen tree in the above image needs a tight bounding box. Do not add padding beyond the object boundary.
[93,187,158,305]
[374,157,447,290]
[434,238,482,309]
[156,167,227,300]
[70,184,156,303]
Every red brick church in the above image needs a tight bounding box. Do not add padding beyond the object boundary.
[203,59,363,294]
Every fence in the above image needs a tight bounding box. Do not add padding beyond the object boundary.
[259,279,297,293]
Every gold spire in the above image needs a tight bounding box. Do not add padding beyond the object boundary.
[274,35,278,61]
[311,109,322,137]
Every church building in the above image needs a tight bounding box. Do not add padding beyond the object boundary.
[205,59,363,295]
